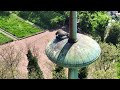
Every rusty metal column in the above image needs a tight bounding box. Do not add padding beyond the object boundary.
[69,11,77,43]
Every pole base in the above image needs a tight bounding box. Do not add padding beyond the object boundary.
[68,68,78,79]
[68,38,78,43]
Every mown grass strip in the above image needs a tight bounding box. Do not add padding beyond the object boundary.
[0,13,42,38]
[0,33,13,44]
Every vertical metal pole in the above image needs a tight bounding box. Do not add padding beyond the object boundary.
[68,11,78,79]
[68,68,78,79]
[69,11,77,43]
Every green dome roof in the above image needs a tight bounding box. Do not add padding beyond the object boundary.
[45,33,101,68]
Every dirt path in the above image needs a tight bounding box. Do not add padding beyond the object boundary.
[0,30,58,79]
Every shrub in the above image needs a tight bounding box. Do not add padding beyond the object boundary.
[116,44,120,78]
[18,11,67,29]
[52,65,66,79]
[78,67,88,79]
[106,21,120,45]
[0,11,10,16]
[26,50,44,79]
[87,42,119,79]
[78,11,111,41]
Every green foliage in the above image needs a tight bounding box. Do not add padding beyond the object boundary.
[0,33,13,44]
[52,65,66,79]
[87,42,119,79]
[95,12,111,41]
[0,13,42,38]
[106,21,120,45]
[116,44,120,78]
[0,11,10,16]
[50,15,65,28]
[27,49,33,61]
[78,11,93,34]
[78,11,111,41]
[27,50,44,79]
[99,42,119,68]
[78,67,88,79]
[117,62,120,79]
[117,44,120,55]
[18,11,67,29]
[91,66,117,79]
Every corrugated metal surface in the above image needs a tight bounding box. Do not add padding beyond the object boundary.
[45,33,101,68]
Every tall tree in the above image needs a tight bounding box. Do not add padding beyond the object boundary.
[26,50,44,79]
[106,21,120,45]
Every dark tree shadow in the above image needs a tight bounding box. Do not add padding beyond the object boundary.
[0,11,10,16]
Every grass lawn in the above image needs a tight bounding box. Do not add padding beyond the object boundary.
[0,33,13,44]
[0,13,42,38]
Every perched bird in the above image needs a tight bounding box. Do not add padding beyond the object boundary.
[56,29,69,40]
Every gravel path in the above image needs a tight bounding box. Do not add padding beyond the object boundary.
[0,30,57,79]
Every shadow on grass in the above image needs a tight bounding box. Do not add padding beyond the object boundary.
[0,11,10,16]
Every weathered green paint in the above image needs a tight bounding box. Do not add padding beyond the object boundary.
[68,68,78,79]
[45,11,101,79]
[69,11,77,43]
[68,11,78,79]
[45,33,101,68]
